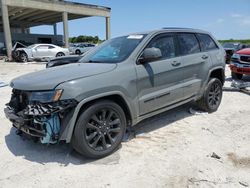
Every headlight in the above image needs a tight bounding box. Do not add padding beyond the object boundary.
[232,53,240,59]
[30,89,63,103]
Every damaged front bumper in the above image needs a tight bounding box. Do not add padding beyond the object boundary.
[4,98,78,143]
[4,107,44,137]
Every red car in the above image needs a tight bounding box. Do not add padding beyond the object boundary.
[230,48,250,79]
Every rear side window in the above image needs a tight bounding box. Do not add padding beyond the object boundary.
[147,35,176,59]
[197,33,218,51]
[177,33,200,55]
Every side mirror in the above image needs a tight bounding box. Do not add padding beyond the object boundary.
[138,47,162,64]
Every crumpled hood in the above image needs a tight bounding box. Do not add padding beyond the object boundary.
[15,47,27,51]
[10,63,117,91]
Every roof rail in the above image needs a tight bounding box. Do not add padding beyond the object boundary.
[162,27,194,30]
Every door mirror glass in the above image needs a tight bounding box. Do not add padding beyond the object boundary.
[139,47,162,64]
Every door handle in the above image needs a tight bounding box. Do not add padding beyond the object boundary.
[171,61,181,67]
[202,55,208,59]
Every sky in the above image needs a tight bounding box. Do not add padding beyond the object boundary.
[31,0,250,40]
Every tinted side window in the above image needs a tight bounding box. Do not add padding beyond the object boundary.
[147,35,176,59]
[197,34,218,51]
[48,45,55,49]
[177,33,200,55]
[37,45,49,49]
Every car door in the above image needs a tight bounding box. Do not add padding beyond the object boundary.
[176,33,209,98]
[135,33,184,115]
[196,33,221,73]
[47,45,57,57]
[33,45,50,58]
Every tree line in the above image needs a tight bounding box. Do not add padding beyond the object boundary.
[219,39,250,44]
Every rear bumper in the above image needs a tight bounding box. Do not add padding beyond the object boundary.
[4,107,45,138]
[229,63,250,75]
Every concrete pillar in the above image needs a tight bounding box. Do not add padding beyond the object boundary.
[21,27,26,34]
[1,3,13,61]
[53,23,57,36]
[62,12,69,48]
[105,17,111,40]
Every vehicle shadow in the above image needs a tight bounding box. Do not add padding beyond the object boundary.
[130,102,194,136]
[5,102,195,165]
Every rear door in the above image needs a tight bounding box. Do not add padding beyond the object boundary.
[196,33,221,68]
[176,33,210,98]
[47,45,57,57]
[135,33,184,115]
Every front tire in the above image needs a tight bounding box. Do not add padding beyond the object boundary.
[72,100,126,159]
[197,78,223,113]
[231,72,243,80]
[19,52,28,63]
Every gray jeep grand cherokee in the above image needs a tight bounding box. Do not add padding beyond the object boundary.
[4,28,225,158]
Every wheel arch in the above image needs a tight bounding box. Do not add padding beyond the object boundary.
[75,48,81,54]
[56,52,65,57]
[18,50,28,61]
[63,92,133,143]
[208,67,225,85]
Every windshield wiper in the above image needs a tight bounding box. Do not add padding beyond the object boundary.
[87,60,102,63]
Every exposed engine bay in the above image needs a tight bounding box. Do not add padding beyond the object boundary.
[4,89,77,144]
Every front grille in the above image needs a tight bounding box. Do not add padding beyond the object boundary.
[240,56,250,63]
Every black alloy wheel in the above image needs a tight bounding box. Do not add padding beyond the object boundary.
[85,108,122,151]
[72,100,126,158]
[207,81,222,109]
[197,78,223,113]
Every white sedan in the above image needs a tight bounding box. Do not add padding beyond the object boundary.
[13,44,70,62]
[69,43,96,55]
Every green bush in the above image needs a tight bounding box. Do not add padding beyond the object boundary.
[69,35,103,44]
[219,39,250,44]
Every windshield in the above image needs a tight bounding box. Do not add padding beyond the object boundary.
[223,43,239,49]
[81,34,146,63]
[26,44,36,49]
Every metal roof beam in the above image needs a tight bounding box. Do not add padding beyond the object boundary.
[9,8,36,20]
[4,0,110,17]
[27,11,60,23]
[15,10,48,21]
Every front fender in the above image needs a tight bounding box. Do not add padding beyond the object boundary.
[60,91,134,143]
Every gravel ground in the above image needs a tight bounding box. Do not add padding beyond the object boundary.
[0,62,250,188]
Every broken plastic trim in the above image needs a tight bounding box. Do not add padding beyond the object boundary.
[24,99,78,116]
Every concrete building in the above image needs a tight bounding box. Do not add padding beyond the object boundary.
[0,0,111,60]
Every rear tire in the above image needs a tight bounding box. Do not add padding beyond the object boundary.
[56,52,65,57]
[72,100,126,159]
[231,72,243,80]
[75,49,81,55]
[196,78,223,113]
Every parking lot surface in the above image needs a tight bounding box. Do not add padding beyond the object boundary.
[0,62,250,188]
